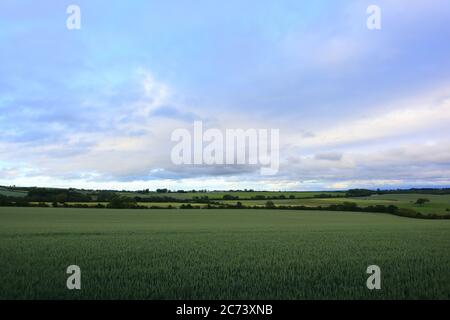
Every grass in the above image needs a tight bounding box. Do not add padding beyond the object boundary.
[354,194,450,215]
[1,207,450,299]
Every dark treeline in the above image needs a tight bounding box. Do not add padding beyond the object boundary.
[3,186,450,202]
[346,188,450,197]
[0,195,48,208]
[194,201,450,220]
[26,188,91,202]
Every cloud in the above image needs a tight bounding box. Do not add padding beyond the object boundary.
[314,152,343,161]
[2,81,450,190]
[1,1,450,190]
[289,87,450,148]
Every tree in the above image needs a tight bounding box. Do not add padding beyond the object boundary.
[223,194,238,200]
[346,189,374,197]
[265,200,275,209]
[97,191,115,202]
[415,198,430,206]
[55,193,67,204]
[107,195,137,209]
[253,195,266,200]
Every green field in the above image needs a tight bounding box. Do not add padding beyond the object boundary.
[119,190,346,200]
[219,193,450,215]
[0,187,27,198]
[22,193,450,215]
[1,207,449,299]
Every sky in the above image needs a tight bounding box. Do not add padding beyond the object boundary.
[0,0,450,191]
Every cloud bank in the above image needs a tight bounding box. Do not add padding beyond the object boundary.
[0,0,449,190]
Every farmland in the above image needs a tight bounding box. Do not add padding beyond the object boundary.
[1,207,450,299]
[118,190,347,200]
[0,187,27,198]
[15,194,450,216]
[2,186,449,217]
[219,193,450,216]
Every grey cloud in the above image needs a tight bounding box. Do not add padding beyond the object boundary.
[314,152,343,161]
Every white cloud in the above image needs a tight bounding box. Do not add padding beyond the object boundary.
[290,87,450,148]
[1,73,450,191]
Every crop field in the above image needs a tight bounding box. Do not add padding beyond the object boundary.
[1,207,449,299]
[353,194,450,215]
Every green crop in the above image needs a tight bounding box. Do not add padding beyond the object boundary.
[1,207,449,299]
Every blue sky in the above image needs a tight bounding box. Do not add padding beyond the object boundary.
[1,0,450,190]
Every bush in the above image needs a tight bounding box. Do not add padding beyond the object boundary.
[265,200,275,209]
[107,196,137,209]
[415,198,430,206]
[223,194,239,200]
[345,189,374,197]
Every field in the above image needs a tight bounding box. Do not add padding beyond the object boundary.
[118,191,346,200]
[15,188,450,215]
[218,193,450,215]
[3,186,450,215]
[0,187,27,198]
[1,207,450,299]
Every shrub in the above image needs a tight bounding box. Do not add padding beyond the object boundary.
[265,200,275,209]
